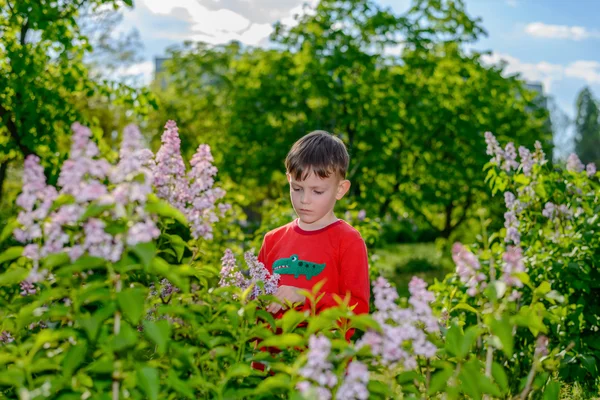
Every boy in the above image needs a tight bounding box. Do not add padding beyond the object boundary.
[259,130,370,322]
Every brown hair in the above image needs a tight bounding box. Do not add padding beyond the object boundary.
[285,130,349,181]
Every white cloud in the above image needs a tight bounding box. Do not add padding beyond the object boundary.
[481,52,563,91]
[524,22,600,41]
[565,61,600,84]
[481,52,600,91]
[108,61,155,86]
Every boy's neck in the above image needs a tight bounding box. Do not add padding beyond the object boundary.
[296,213,339,231]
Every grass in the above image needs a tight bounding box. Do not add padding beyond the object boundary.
[371,242,450,298]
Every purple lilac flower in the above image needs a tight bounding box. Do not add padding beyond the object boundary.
[357,209,366,221]
[0,331,14,344]
[586,163,596,177]
[502,143,519,172]
[126,219,160,246]
[542,202,556,219]
[452,243,486,296]
[501,246,525,289]
[518,146,534,176]
[408,277,438,333]
[14,156,58,248]
[154,120,188,210]
[533,141,546,164]
[357,277,437,369]
[566,153,584,173]
[245,251,280,298]
[297,334,337,397]
[485,132,503,165]
[20,280,37,296]
[83,219,123,262]
[160,279,180,298]
[219,249,249,289]
[535,335,549,356]
[335,361,369,400]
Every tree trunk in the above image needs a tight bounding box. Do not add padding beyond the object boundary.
[0,161,7,205]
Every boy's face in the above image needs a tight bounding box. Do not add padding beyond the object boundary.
[287,170,351,228]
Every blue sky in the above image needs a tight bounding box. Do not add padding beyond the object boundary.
[117,0,600,126]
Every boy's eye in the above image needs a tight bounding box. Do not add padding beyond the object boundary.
[293,187,302,192]
[314,191,323,195]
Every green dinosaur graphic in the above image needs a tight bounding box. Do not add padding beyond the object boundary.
[272,254,325,280]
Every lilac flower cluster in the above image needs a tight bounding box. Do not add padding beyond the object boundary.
[14,121,226,285]
[501,246,526,301]
[153,121,229,240]
[504,192,521,245]
[0,331,14,344]
[218,249,280,298]
[485,132,547,174]
[541,202,573,221]
[452,243,486,297]
[219,249,248,288]
[297,334,338,400]
[335,361,370,400]
[356,277,437,370]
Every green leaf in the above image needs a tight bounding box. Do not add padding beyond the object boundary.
[349,314,381,331]
[428,368,453,394]
[543,380,560,400]
[226,363,253,380]
[492,362,508,393]
[42,252,70,270]
[255,374,291,394]
[145,199,188,225]
[62,342,87,377]
[165,234,187,262]
[490,317,514,357]
[278,309,306,332]
[0,219,19,244]
[460,359,483,400]
[367,380,393,397]
[79,202,114,221]
[117,288,146,324]
[0,246,23,264]
[450,303,479,315]
[137,367,160,400]
[111,322,138,351]
[260,333,304,349]
[534,281,552,296]
[130,242,156,269]
[256,310,276,330]
[143,320,171,355]
[460,326,481,358]
[0,266,28,286]
[50,194,75,212]
[445,323,463,358]
[0,369,25,387]
[167,369,194,399]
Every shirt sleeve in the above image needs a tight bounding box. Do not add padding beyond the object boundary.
[303,235,370,315]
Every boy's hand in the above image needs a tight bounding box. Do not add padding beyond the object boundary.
[266,285,306,314]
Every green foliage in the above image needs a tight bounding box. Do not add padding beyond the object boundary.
[148,0,551,241]
[574,87,600,166]
[0,0,156,206]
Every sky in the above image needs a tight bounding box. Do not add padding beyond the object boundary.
[116,0,600,125]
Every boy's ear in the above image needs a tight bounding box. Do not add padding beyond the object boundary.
[336,179,351,200]
[286,173,291,183]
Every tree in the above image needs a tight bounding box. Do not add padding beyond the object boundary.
[574,87,600,165]
[149,0,552,240]
[0,0,145,204]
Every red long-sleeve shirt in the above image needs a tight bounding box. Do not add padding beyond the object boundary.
[258,218,370,317]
